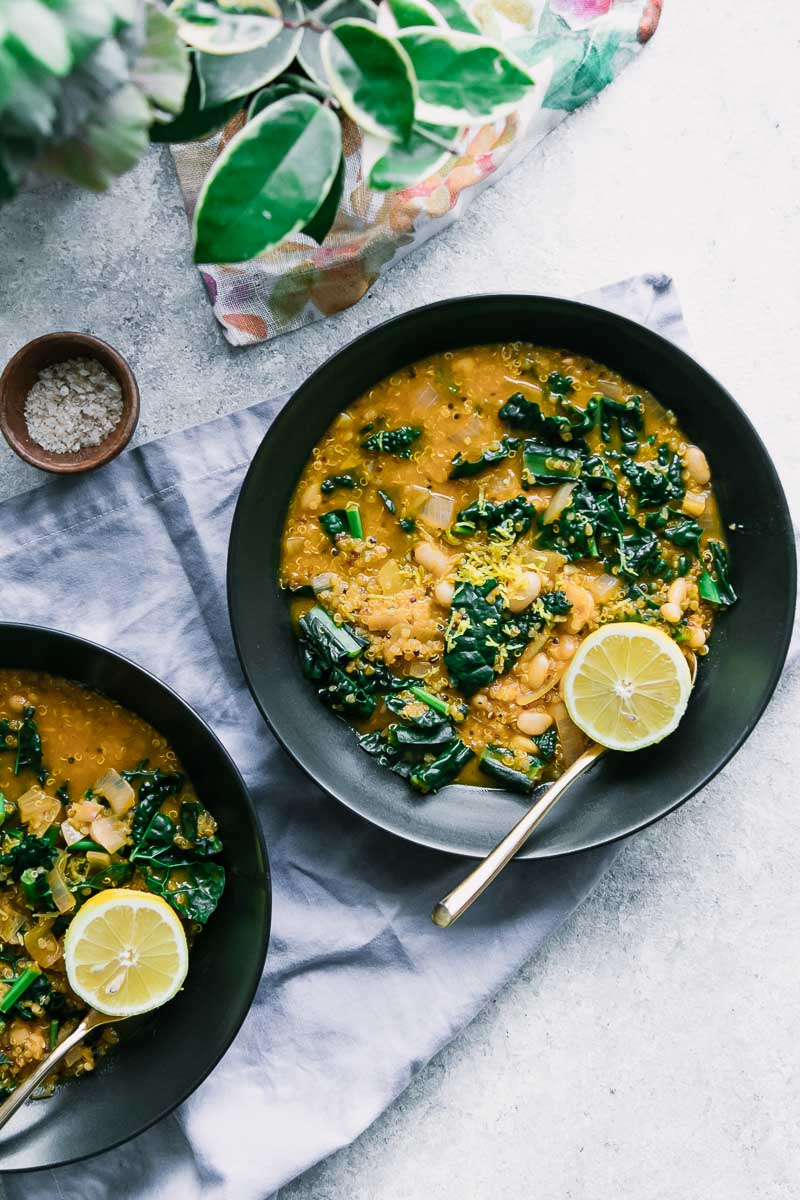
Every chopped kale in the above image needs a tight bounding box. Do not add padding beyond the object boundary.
[662,517,702,556]
[317,666,378,720]
[522,440,583,485]
[546,371,574,398]
[319,510,350,541]
[297,606,367,679]
[361,426,421,458]
[452,495,534,541]
[498,394,573,442]
[321,472,359,495]
[444,582,572,695]
[139,859,225,924]
[620,445,685,506]
[122,765,185,849]
[534,728,558,761]
[479,746,543,793]
[377,489,396,515]
[398,517,416,533]
[444,581,505,696]
[698,540,737,607]
[449,436,520,479]
[410,739,473,794]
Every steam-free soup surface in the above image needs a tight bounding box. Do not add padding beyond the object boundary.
[0,670,224,1096]
[281,343,729,795]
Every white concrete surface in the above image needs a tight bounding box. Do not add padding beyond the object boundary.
[1,0,799,1196]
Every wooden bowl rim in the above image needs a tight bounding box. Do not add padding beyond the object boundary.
[0,332,140,475]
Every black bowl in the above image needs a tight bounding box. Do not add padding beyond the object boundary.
[228,294,795,859]
[0,624,271,1172]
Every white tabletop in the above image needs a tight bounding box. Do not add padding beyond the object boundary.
[1,1,798,1196]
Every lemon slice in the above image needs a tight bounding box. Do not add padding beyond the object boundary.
[64,889,189,1017]
[563,623,692,752]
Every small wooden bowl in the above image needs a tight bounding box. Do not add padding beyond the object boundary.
[0,332,140,474]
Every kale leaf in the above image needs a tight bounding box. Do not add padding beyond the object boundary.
[498,394,573,442]
[0,829,58,876]
[321,472,358,495]
[620,444,685,506]
[444,581,505,696]
[522,440,583,485]
[409,739,473,794]
[138,859,225,925]
[361,426,421,458]
[319,510,349,541]
[479,746,543,794]
[452,495,534,541]
[450,436,520,479]
[698,540,737,607]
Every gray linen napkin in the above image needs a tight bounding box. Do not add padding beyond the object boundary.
[1,275,690,1199]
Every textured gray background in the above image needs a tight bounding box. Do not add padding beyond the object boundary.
[1,0,799,1197]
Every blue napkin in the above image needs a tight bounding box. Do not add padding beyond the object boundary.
[1,275,690,1199]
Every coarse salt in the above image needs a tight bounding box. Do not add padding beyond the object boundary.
[24,357,124,454]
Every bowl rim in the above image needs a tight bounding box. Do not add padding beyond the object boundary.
[0,332,141,475]
[0,620,271,1171]
[228,292,797,859]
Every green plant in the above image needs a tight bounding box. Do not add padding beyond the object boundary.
[1,0,536,263]
[0,0,190,198]
[170,0,537,263]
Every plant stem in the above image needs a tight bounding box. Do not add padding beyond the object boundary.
[412,122,462,155]
[282,16,328,33]
[0,967,40,1014]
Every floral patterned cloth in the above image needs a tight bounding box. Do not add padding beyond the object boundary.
[171,0,662,346]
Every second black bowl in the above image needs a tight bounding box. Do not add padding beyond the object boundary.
[0,624,271,1172]
[228,295,795,859]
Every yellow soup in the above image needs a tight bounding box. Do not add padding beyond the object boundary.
[0,671,224,1095]
[281,344,730,795]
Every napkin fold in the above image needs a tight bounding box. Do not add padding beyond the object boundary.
[2,273,688,1200]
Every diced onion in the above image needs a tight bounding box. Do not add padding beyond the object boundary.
[86,850,111,871]
[549,697,586,766]
[588,573,621,602]
[401,484,431,515]
[596,378,625,401]
[377,559,405,595]
[311,573,333,595]
[0,905,25,942]
[93,769,135,816]
[90,815,128,854]
[71,798,102,826]
[24,919,61,968]
[60,820,83,847]
[17,787,61,834]
[407,661,433,678]
[47,854,76,915]
[419,492,455,530]
[543,481,578,525]
[412,382,439,410]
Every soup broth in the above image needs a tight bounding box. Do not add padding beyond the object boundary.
[281,343,730,795]
[0,671,224,1095]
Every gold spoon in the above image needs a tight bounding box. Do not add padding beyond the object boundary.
[0,1009,118,1132]
[432,654,697,928]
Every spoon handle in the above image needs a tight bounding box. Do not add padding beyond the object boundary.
[0,1009,108,1132]
[432,742,606,928]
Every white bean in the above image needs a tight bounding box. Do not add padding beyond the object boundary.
[433,579,455,607]
[301,484,320,513]
[660,602,682,624]
[414,542,451,578]
[517,710,553,736]
[507,570,542,613]
[563,582,595,633]
[687,625,707,649]
[526,651,550,690]
[550,635,578,662]
[685,445,711,486]
[512,735,539,755]
[667,577,689,609]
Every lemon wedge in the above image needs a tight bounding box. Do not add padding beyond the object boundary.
[64,889,189,1017]
[563,623,692,752]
